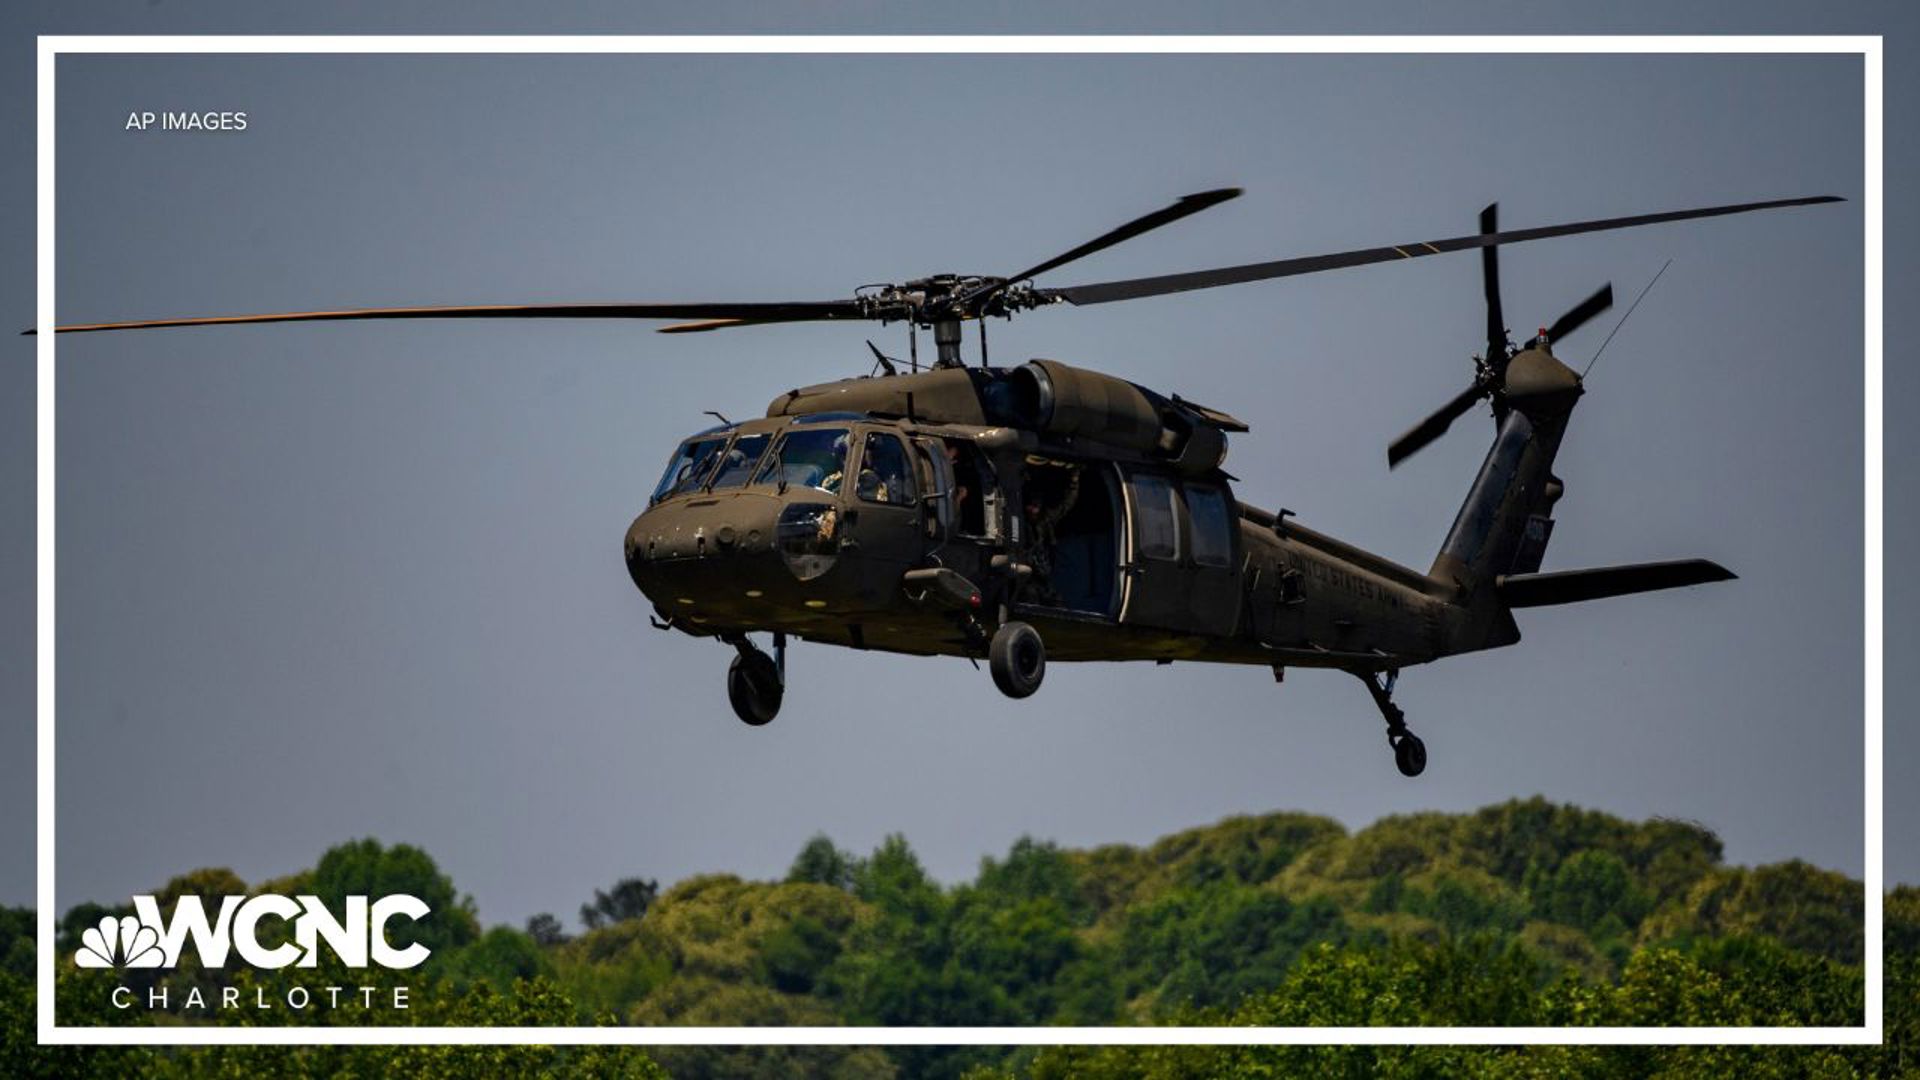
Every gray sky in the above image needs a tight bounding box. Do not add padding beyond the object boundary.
[0,5,1907,935]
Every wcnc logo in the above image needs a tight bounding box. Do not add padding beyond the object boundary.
[76,894,431,970]
[77,887,432,1014]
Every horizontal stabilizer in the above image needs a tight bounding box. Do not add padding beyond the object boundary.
[1498,559,1735,608]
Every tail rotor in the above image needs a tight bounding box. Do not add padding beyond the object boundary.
[1387,203,1614,469]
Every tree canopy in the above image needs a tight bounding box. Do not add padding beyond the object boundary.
[8,798,1899,1080]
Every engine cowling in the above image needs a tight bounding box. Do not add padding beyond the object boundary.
[1007,359,1164,448]
[1006,359,1229,474]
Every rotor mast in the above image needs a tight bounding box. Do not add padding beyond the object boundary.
[931,316,966,369]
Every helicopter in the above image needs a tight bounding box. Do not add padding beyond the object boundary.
[39,187,1842,777]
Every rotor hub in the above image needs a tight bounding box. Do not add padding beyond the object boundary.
[854,275,1056,327]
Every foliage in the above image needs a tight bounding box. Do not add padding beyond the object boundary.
[10,800,1899,1079]
[525,913,569,947]
[581,878,661,932]
[434,926,554,995]
[1020,937,1873,1078]
[1639,860,1865,964]
[304,838,480,956]
[787,834,860,891]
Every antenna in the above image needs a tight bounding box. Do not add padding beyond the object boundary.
[1583,259,1672,379]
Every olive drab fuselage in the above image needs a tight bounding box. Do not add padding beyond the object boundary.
[623,360,1498,673]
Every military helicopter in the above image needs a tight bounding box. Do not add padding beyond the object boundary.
[41,188,1841,776]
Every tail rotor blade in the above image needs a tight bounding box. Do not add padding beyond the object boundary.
[1544,283,1615,345]
[1388,382,1488,468]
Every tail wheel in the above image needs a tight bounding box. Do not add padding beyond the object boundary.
[727,649,783,726]
[989,621,1046,699]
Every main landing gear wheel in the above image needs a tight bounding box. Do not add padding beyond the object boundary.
[989,621,1046,699]
[727,642,783,726]
[1354,668,1426,778]
[1392,732,1428,778]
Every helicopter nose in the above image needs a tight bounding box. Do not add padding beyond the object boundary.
[623,493,785,609]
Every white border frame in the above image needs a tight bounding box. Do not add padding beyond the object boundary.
[35,34,1882,1048]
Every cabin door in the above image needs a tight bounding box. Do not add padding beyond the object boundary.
[1117,469,1241,637]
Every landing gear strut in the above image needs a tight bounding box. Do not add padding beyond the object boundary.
[1356,669,1426,778]
[726,632,785,726]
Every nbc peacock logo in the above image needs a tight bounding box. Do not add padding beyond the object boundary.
[75,914,165,969]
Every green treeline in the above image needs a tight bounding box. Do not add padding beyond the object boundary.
[3,797,1912,1079]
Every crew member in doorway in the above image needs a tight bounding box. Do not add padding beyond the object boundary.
[1023,461,1081,605]
[946,443,974,524]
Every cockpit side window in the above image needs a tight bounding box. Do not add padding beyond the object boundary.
[707,433,771,491]
[857,432,917,506]
[753,427,851,495]
[651,434,729,503]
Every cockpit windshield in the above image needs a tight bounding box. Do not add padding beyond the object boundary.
[707,433,771,491]
[650,433,729,503]
[754,427,850,494]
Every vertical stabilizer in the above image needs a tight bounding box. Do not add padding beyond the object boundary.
[1427,343,1583,648]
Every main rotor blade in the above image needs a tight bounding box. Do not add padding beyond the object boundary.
[1543,283,1614,345]
[658,318,769,334]
[1480,203,1505,362]
[950,187,1242,313]
[1388,382,1487,469]
[31,300,867,335]
[1046,194,1842,307]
